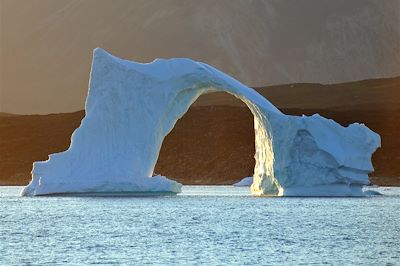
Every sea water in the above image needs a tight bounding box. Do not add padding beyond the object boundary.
[0,186,399,265]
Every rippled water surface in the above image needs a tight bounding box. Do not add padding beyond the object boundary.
[1,186,399,265]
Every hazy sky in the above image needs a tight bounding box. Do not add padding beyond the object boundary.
[0,0,399,114]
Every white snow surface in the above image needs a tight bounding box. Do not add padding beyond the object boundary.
[233,177,254,187]
[21,48,381,196]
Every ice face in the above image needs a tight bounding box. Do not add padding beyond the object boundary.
[21,48,380,196]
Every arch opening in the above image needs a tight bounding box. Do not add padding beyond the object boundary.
[154,92,255,185]
[148,85,281,196]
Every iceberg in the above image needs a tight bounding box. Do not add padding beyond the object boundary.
[233,177,254,187]
[21,48,380,196]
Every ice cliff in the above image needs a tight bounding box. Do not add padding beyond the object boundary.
[21,48,380,196]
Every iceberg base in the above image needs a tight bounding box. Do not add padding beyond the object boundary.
[280,184,365,197]
[20,175,182,196]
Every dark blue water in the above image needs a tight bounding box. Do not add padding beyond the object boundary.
[1,186,399,265]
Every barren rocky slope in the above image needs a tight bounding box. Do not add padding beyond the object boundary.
[1,77,398,186]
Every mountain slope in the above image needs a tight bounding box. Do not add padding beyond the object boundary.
[1,0,399,114]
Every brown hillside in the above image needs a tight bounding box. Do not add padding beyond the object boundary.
[1,78,399,186]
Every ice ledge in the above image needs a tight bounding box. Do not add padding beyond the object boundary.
[279,184,365,197]
[21,175,182,196]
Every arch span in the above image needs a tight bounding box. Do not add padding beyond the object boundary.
[21,48,380,196]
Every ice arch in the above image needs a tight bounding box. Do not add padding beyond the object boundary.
[21,48,380,196]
